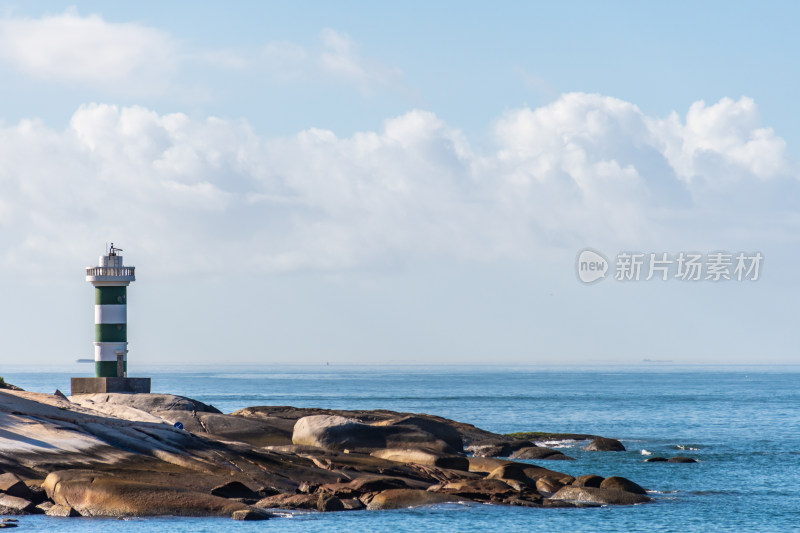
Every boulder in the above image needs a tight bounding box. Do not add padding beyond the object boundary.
[0,494,38,515]
[366,489,468,510]
[583,438,625,452]
[552,486,651,505]
[347,476,412,492]
[469,443,512,457]
[370,448,469,471]
[0,474,34,500]
[599,476,647,495]
[373,416,464,452]
[644,457,668,462]
[510,447,574,461]
[572,475,604,488]
[317,494,345,512]
[43,470,249,517]
[340,498,365,510]
[292,415,457,453]
[45,504,80,517]
[535,477,564,496]
[486,463,535,487]
[231,509,271,521]
[668,456,698,463]
[255,493,319,510]
[433,478,515,499]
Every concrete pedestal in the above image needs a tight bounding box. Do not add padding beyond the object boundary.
[71,377,151,395]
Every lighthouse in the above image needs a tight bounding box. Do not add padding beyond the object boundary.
[71,244,150,395]
[87,243,134,377]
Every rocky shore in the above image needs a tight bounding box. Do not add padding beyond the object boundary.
[0,387,654,520]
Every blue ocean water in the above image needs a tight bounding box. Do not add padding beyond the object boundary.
[2,365,798,532]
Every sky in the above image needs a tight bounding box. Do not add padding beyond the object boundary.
[0,1,798,367]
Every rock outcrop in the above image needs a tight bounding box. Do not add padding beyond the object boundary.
[0,387,652,518]
[583,437,626,452]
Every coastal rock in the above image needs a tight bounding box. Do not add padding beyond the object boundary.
[235,406,499,447]
[43,470,250,517]
[510,446,574,461]
[340,498,365,510]
[466,439,534,458]
[600,476,647,495]
[255,493,319,510]
[433,478,515,499]
[0,474,35,500]
[0,494,38,515]
[366,489,468,510]
[644,457,668,462]
[668,456,698,463]
[572,475,604,488]
[231,509,271,521]
[45,504,80,517]
[487,463,537,487]
[292,415,457,453]
[370,448,470,471]
[552,486,652,505]
[317,493,345,512]
[535,477,565,496]
[347,476,413,493]
[583,438,626,452]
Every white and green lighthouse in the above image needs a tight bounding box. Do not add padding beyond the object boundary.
[85,244,135,378]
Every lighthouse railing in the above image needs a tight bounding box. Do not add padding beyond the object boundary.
[86,266,136,277]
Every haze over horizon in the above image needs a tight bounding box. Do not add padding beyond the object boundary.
[0,2,797,366]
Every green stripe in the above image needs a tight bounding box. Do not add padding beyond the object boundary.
[96,286,127,305]
[95,324,127,342]
[96,360,127,378]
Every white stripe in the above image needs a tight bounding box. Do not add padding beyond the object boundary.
[94,342,128,362]
[95,304,127,324]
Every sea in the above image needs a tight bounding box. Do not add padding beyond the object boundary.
[2,364,798,532]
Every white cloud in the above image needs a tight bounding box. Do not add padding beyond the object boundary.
[318,28,403,90]
[0,94,794,279]
[0,10,176,92]
[260,29,404,92]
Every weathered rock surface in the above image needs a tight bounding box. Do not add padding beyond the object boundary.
[43,470,251,517]
[600,476,647,495]
[572,474,604,488]
[668,456,698,463]
[370,448,470,471]
[0,387,651,517]
[292,415,459,453]
[553,486,652,505]
[0,494,38,515]
[45,503,80,517]
[366,488,468,510]
[583,437,626,452]
[0,473,35,500]
[231,509,271,520]
[510,446,574,461]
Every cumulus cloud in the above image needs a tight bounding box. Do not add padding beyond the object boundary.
[0,10,176,92]
[0,94,794,278]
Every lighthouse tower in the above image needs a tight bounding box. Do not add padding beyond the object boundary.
[86,243,135,377]
[71,244,150,395]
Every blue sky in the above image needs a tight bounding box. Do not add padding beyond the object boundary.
[0,2,798,366]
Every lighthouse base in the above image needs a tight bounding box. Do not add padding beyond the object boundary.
[71,377,151,395]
